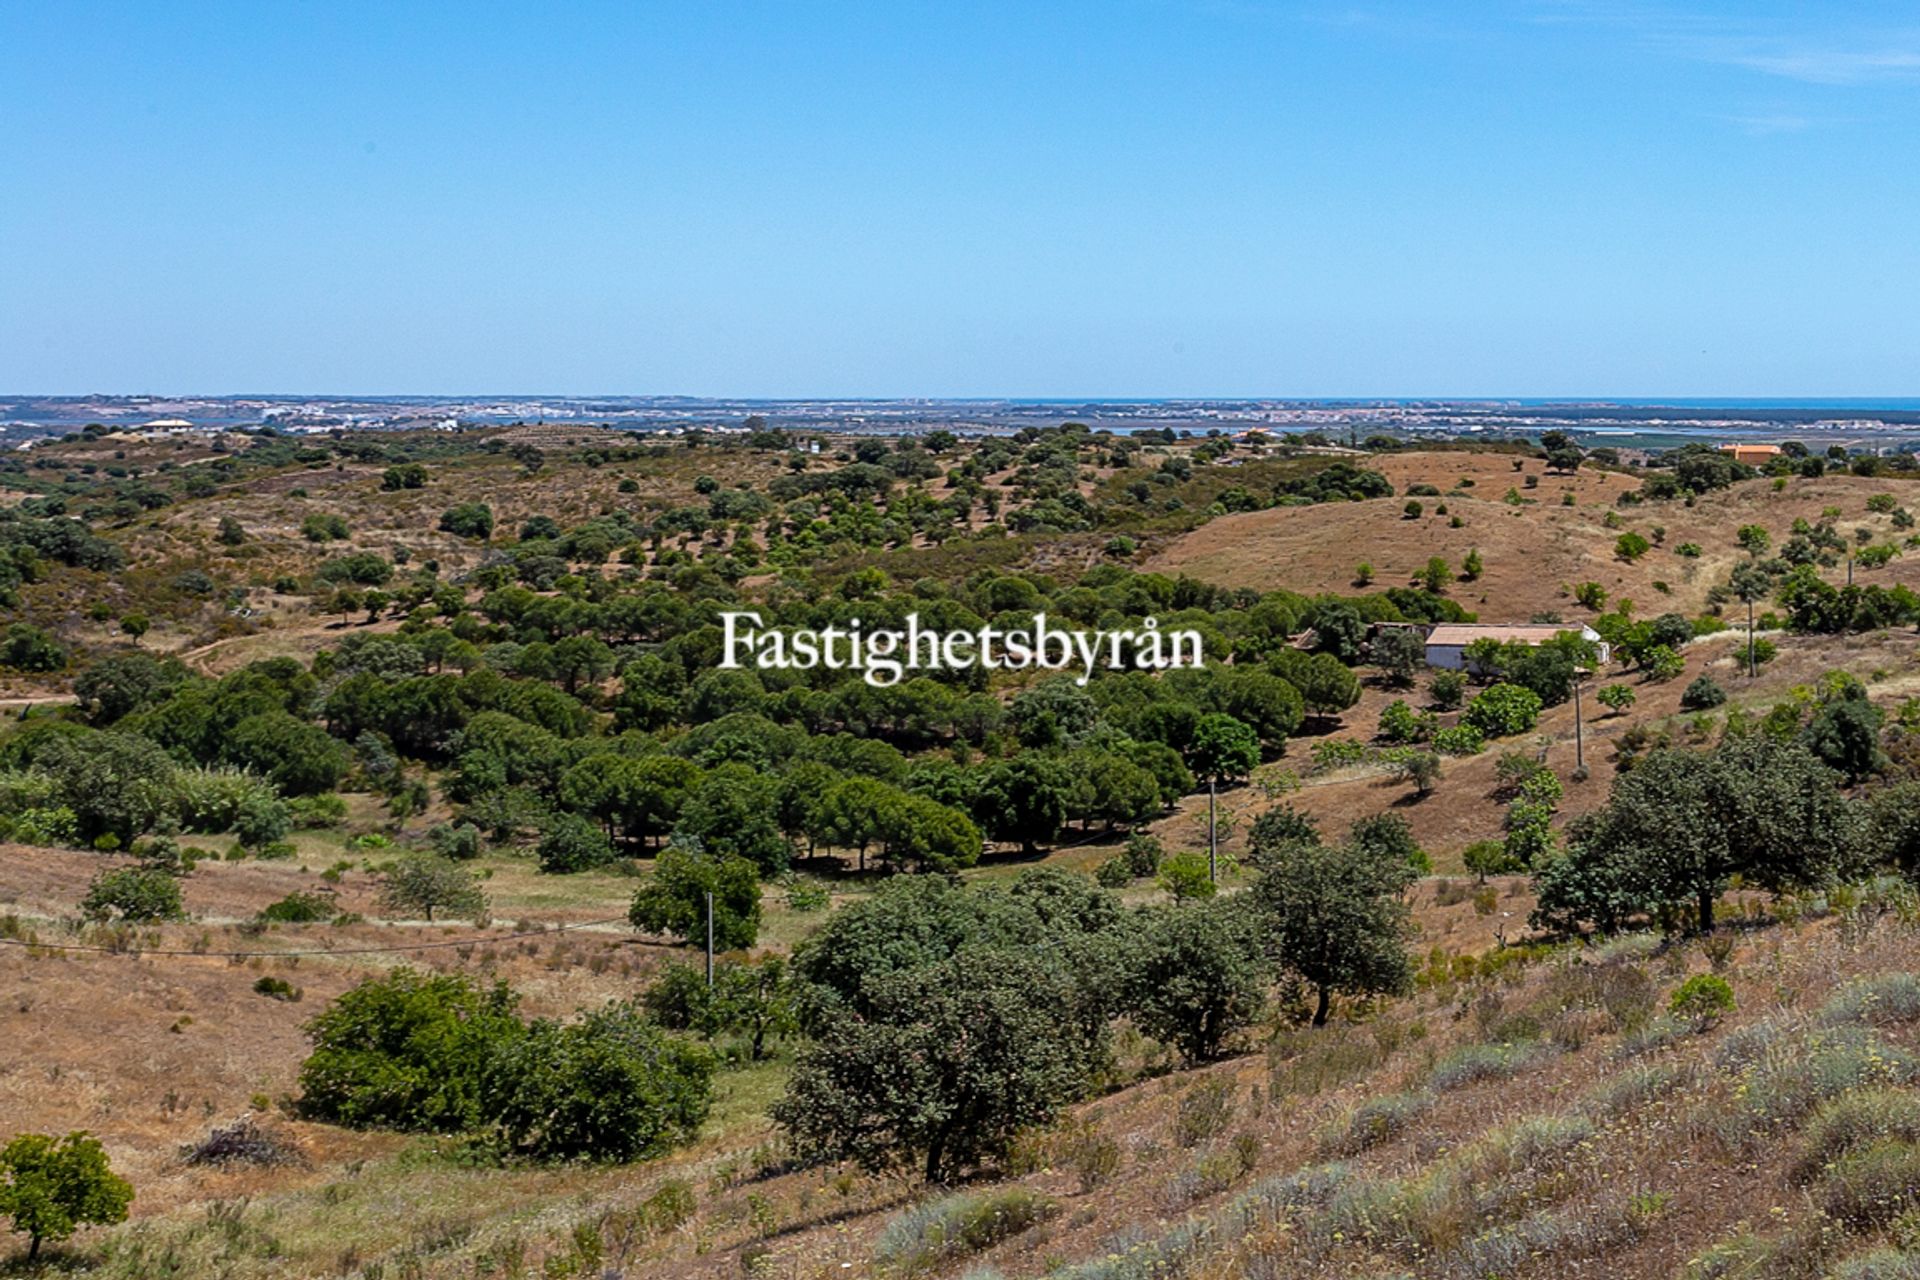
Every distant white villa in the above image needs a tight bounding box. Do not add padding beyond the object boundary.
[1424,622,1610,671]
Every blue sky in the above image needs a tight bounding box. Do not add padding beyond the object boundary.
[3,1,1917,397]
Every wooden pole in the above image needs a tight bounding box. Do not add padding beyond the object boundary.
[1207,779,1217,884]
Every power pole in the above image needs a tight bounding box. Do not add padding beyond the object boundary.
[705,890,714,987]
[1207,778,1218,883]
[1572,672,1585,773]
[1747,597,1756,679]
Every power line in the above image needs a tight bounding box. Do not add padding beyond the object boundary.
[0,915,632,961]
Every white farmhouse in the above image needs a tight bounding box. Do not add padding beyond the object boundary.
[1423,622,1610,672]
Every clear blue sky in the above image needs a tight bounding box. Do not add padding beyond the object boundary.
[4,1,1917,397]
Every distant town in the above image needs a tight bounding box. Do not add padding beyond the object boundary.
[6,394,1920,453]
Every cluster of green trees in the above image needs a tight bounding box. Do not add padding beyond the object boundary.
[296,968,712,1163]
[773,837,1414,1182]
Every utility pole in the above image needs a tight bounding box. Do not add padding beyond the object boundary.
[705,890,714,987]
[1572,671,1586,773]
[1207,778,1218,884]
[1747,596,1756,679]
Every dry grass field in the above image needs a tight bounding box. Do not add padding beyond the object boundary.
[5,435,1920,1278]
[1151,452,1920,620]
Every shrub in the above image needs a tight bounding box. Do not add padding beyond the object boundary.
[438,502,495,540]
[1056,1121,1124,1192]
[1596,684,1636,715]
[1728,1027,1920,1135]
[428,821,485,861]
[874,1187,1057,1272]
[1792,1089,1920,1184]
[1827,1249,1920,1280]
[170,768,277,834]
[1428,1040,1551,1092]
[1819,974,1920,1028]
[380,856,487,922]
[258,891,335,924]
[1173,1077,1239,1147]
[1431,723,1485,756]
[537,813,614,873]
[1822,1139,1920,1229]
[1318,1091,1432,1155]
[1681,676,1727,710]
[81,867,183,922]
[1613,1013,1690,1060]
[784,876,830,912]
[1428,668,1466,711]
[1581,1062,1686,1118]
[232,792,292,849]
[286,793,348,829]
[484,1002,713,1162]
[1669,974,1735,1028]
[1464,683,1543,738]
[297,968,523,1132]
[253,975,302,1002]
[1156,851,1216,901]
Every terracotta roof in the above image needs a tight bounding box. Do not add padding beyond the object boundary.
[1425,624,1589,646]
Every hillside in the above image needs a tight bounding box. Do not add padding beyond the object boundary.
[4,428,1920,1280]
[1151,452,1920,621]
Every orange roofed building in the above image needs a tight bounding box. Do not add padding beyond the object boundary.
[1719,443,1783,466]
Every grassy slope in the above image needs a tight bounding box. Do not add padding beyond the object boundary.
[6,443,1920,1275]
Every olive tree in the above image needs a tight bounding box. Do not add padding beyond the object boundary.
[1248,830,1417,1026]
[0,1131,133,1261]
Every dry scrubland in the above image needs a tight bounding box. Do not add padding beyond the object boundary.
[1152,453,1920,620]
[5,434,1920,1277]
[11,854,1920,1280]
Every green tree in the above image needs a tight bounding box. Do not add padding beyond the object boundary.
[1596,684,1636,716]
[381,462,429,491]
[1614,532,1651,562]
[1461,548,1484,580]
[1186,712,1261,784]
[627,842,761,950]
[0,624,65,673]
[1351,811,1430,873]
[438,502,495,540]
[0,1132,133,1261]
[1249,833,1416,1026]
[673,765,791,875]
[1802,687,1886,783]
[773,948,1092,1183]
[646,957,801,1060]
[1120,901,1262,1062]
[1370,627,1425,687]
[297,969,522,1131]
[483,1003,712,1162]
[225,710,346,795]
[1532,736,1863,935]
[1419,556,1452,594]
[37,730,176,844]
[80,867,184,922]
[537,812,615,873]
[1463,683,1543,738]
[117,614,150,644]
[973,755,1072,854]
[380,856,487,922]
